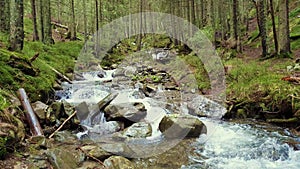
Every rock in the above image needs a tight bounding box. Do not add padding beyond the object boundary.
[53,131,79,144]
[27,135,47,149]
[53,81,63,90]
[104,156,135,169]
[46,145,85,169]
[104,102,147,122]
[32,101,48,120]
[124,66,136,77]
[159,114,207,139]
[0,110,25,144]
[78,161,100,169]
[101,142,134,157]
[187,95,227,118]
[87,121,123,139]
[123,122,152,138]
[75,102,90,122]
[80,145,111,160]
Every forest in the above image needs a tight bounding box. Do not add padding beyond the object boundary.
[0,0,300,168]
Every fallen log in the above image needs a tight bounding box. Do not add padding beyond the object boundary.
[50,67,73,84]
[51,21,68,30]
[17,88,44,136]
[30,53,39,63]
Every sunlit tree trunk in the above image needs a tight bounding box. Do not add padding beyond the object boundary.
[278,0,290,55]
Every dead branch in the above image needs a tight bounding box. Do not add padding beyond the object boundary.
[50,67,73,84]
[48,111,76,139]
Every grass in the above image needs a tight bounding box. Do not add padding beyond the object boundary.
[225,58,300,114]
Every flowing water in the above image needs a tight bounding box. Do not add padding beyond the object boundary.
[185,119,300,169]
[56,65,300,168]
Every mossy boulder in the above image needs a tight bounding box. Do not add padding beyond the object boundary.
[159,114,207,139]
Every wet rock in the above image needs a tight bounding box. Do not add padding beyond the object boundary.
[46,145,85,169]
[87,121,123,139]
[53,131,79,144]
[32,101,48,120]
[187,95,227,118]
[80,145,111,160]
[123,122,152,138]
[101,142,134,157]
[75,102,90,122]
[104,103,147,122]
[159,114,207,139]
[103,156,135,169]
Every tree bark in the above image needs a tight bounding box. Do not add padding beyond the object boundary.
[0,0,10,33]
[9,0,24,51]
[278,0,291,55]
[83,0,88,43]
[31,0,39,41]
[269,0,278,54]
[70,0,77,40]
[258,0,268,57]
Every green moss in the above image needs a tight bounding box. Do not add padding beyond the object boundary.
[180,54,210,91]
[226,58,300,113]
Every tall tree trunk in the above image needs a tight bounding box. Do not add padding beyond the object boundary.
[43,0,54,44]
[136,0,143,51]
[278,0,291,55]
[31,0,39,41]
[0,0,10,33]
[269,0,278,54]
[39,0,44,42]
[233,0,238,43]
[95,0,100,56]
[9,0,24,51]
[83,0,88,43]
[258,0,268,57]
[70,0,77,40]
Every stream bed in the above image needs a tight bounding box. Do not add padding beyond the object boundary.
[55,51,300,168]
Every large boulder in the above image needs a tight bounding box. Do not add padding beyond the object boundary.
[46,145,85,169]
[122,122,152,138]
[104,156,135,169]
[159,114,207,139]
[80,145,111,160]
[104,102,147,123]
